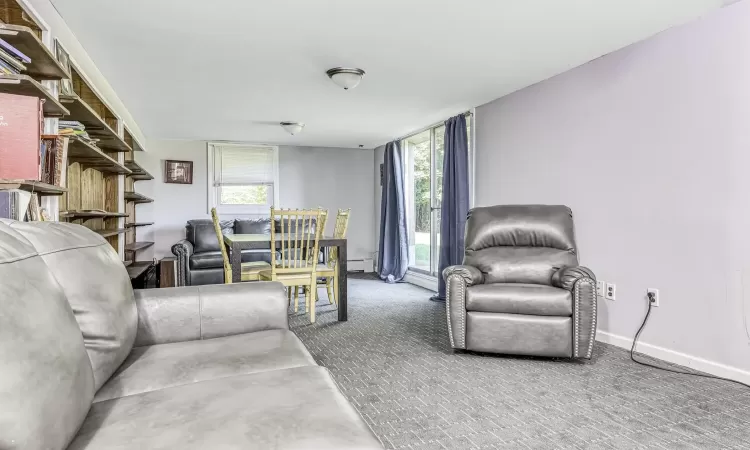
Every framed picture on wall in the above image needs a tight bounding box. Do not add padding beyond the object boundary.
[164,160,193,184]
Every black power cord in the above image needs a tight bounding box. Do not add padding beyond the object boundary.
[630,292,750,389]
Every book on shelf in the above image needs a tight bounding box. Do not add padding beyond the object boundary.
[55,136,69,188]
[26,192,41,221]
[59,120,94,143]
[0,46,25,73]
[0,37,30,64]
[0,189,31,220]
[40,135,58,185]
[0,93,42,181]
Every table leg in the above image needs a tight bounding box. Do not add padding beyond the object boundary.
[338,243,347,321]
[230,242,242,283]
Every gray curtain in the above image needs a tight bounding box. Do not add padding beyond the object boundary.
[436,114,469,300]
[378,141,409,283]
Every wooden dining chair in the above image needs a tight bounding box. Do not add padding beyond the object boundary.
[291,208,328,306]
[259,207,324,322]
[211,208,270,284]
[310,208,350,306]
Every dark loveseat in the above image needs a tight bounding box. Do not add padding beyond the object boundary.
[172,218,318,286]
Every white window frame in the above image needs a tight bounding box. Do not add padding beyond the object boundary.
[206,142,280,216]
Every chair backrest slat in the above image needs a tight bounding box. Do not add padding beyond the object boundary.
[329,208,351,268]
[270,207,323,276]
[210,208,232,284]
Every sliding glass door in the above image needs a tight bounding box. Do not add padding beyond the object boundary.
[403,116,471,277]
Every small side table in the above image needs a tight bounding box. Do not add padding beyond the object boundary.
[159,257,177,288]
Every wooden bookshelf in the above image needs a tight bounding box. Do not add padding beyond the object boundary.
[124,241,154,252]
[0,24,68,79]
[59,95,131,152]
[0,74,69,116]
[124,160,154,180]
[124,191,153,204]
[0,0,42,38]
[94,228,127,238]
[125,222,154,228]
[67,137,131,174]
[126,260,152,279]
[124,127,146,152]
[0,179,66,196]
[60,211,128,219]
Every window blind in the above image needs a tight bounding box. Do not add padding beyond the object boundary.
[214,145,275,186]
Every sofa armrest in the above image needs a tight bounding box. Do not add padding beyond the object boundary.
[171,239,194,286]
[442,265,482,350]
[133,281,288,347]
[443,265,484,286]
[552,266,597,359]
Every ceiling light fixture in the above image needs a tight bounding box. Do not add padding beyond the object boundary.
[326,67,366,90]
[280,122,304,135]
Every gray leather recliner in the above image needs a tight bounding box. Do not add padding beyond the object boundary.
[443,205,597,359]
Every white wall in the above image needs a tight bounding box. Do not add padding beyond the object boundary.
[474,2,750,378]
[135,141,377,264]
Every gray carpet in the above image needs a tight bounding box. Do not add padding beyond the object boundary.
[289,276,750,450]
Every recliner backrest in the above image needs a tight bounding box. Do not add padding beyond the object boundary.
[463,205,579,285]
[186,219,233,253]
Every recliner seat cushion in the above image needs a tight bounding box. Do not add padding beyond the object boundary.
[69,367,382,450]
[0,221,95,450]
[9,221,136,391]
[466,283,572,316]
[95,330,316,402]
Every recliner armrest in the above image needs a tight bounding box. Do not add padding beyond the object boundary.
[552,265,597,359]
[443,265,484,286]
[552,266,595,290]
[133,281,288,347]
[171,239,194,286]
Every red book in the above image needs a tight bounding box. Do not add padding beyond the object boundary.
[0,93,42,181]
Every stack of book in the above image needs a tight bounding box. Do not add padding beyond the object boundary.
[59,120,93,142]
[40,135,69,187]
[0,37,30,75]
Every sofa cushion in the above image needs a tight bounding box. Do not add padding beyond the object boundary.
[95,330,316,402]
[189,251,223,270]
[0,221,95,450]
[9,221,137,391]
[186,219,232,253]
[234,217,274,234]
[466,283,572,316]
[69,367,382,450]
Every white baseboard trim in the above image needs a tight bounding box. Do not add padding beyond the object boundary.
[596,330,750,385]
[404,271,438,292]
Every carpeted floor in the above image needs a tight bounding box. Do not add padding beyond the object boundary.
[289,275,750,450]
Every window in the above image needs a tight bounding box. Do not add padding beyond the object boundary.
[208,143,279,215]
[403,114,472,277]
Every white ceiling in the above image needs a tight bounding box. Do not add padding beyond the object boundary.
[51,0,726,149]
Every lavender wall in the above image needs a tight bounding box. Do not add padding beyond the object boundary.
[475,1,750,377]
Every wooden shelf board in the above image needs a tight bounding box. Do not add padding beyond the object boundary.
[124,191,153,204]
[0,24,69,80]
[124,160,154,181]
[0,74,69,117]
[67,137,131,174]
[60,210,128,219]
[124,260,133,267]
[59,95,131,152]
[0,179,66,196]
[125,222,154,228]
[126,261,153,279]
[94,228,127,238]
[124,241,154,252]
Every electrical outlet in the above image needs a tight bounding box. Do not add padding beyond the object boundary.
[596,280,604,297]
[605,283,616,301]
[647,288,660,307]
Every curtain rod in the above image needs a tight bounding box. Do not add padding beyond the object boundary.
[392,111,472,144]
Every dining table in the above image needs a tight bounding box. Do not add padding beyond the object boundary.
[223,234,348,321]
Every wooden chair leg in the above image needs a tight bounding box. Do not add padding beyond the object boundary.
[309,282,316,323]
[333,265,339,306]
[293,286,299,312]
[287,287,292,307]
[326,278,334,305]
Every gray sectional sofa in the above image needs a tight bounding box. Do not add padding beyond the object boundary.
[0,220,382,450]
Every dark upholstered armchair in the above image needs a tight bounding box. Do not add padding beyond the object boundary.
[443,205,597,359]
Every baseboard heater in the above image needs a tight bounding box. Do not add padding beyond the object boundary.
[347,258,374,273]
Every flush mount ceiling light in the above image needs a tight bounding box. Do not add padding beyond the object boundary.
[280,122,305,135]
[326,67,366,90]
